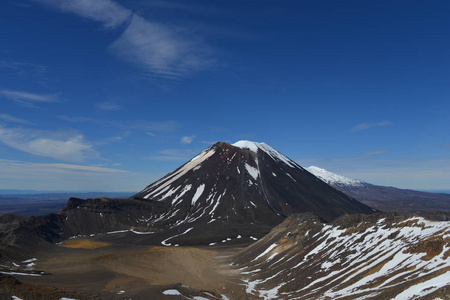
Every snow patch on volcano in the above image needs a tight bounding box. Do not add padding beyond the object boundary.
[232,140,296,168]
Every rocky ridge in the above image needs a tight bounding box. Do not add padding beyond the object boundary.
[232,213,450,299]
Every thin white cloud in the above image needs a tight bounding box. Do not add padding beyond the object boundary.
[362,149,390,157]
[58,115,179,133]
[147,148,200,161]
[0,114,34,125]
[147,155,188,162]
[129,120,179,132]
[181,135,196,144]
[0,159,154,191]
[0,159,126,173]
[108,15,212,79]
[0,60,48,77]
[1,89,60,106]
[96,102,121,111]
[33,0,213,78]
[200,140,218,145]
[33,0,131,28]
[134,0,217,15]
[0,126,96,163]
[351,121,392,132]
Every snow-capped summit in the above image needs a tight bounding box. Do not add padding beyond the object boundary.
[232,140,297,167]
[232,140,262,152]
[306,166,366,188]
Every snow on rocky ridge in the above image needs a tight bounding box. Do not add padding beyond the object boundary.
[306,166,366,188]
[232,213,450,300]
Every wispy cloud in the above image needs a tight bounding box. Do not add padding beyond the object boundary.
[129,120,179,132]
[0,126,96,163]
[133,0,218,15]
[13,3,33,8]
[147,148,200,161]
[0,60,48,78]
[1,89,60,107]
[362,149,390,157]
[200,140,218,145]
[351,121,392,132]
[0,114,34,125]
[96,102,121,111]
[58,115,179,133]
[0,159,154,191]
[181,135,196,144]
[109,15,213,79]
[33,0,131,28]
[33,0,213,79]
[0,160,126,173]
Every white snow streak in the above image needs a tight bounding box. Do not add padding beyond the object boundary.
[161,227,193,246]
[144,148,215,199]
[162,289,182,295]
[253,244,277,261]
[191,184,205,205]
[245,163,259,180]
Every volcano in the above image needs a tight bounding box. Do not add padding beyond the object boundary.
[1,141,376,250]
[121,141,376,244]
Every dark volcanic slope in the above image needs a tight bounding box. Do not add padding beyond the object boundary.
[128,141,375,244]
[307,166,450,217]
[232,213,450,299]
[1,141,375,250]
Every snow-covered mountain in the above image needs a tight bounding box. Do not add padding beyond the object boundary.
[233,212,450,299]
[306,166,450,217]
[306,166,367,188]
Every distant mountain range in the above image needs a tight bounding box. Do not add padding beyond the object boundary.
[0,192,133,217]
[306,166,450,218]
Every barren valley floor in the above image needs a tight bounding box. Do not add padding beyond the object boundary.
[13,238,252,299]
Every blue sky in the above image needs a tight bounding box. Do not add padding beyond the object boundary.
[0,0,449,192]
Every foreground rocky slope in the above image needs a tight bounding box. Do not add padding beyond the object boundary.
[233,213,450,299]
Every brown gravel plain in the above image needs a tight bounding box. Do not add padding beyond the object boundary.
[12,238,253,299]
